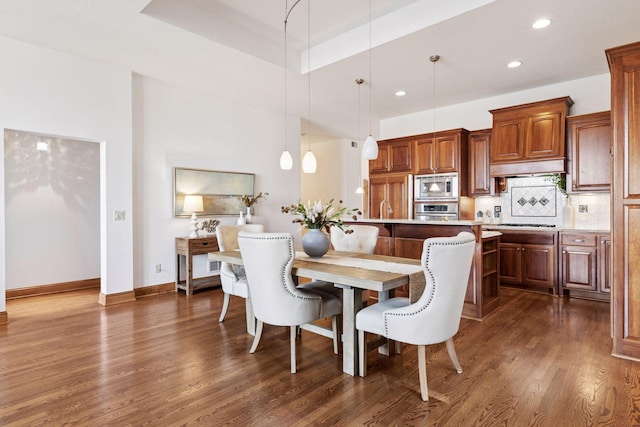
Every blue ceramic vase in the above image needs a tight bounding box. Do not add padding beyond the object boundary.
[301,228,330,257]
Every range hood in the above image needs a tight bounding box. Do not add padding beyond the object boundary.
[489,158,566,177]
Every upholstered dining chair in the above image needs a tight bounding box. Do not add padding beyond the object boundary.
[330,224,379,254]
[237,231,342,373]
[215,224,264,329]
[356,231,476,401]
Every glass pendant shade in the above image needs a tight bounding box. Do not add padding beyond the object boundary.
[302,150,317,173]
[363,135,378,160]
[279,149,293,170]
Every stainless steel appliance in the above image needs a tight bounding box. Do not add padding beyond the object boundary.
[415,202,458,221]
[414,173,458,202]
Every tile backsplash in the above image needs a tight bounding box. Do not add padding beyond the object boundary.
[473,176,610,230]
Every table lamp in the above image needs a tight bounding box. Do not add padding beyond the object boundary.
[183,195,204,238]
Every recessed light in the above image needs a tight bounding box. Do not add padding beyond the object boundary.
[36,141,49,151]
[532,18,551,29]
[395,90,406,97]
[507,60,522,69]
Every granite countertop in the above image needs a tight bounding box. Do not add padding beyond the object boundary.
[482,224,610,233]
[356,218,484,226]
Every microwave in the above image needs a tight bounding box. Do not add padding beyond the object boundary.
[414,173,458,201]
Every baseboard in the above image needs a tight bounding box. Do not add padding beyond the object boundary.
[6,278,100,300]
[98,291,136,306]
[0,311,7,325]
[134,282,175,298]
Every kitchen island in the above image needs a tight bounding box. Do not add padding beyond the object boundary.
[346,219,499,320]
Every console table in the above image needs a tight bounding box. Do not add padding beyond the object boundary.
[175,235,220,295]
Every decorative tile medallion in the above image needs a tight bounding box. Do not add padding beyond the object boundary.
[511,185,557,217]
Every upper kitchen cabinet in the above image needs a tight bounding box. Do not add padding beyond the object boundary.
[414,128,469,175]
[369,138,413,175]
[489,96,574,176]
[566,111,611,193]
[468,129,493,196]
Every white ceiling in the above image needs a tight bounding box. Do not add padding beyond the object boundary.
[1,0,640,142]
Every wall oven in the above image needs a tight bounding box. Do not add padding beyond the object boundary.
[415,202,458,221]
[414,173,458,202]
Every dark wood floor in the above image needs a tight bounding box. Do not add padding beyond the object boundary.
[0,286,638,426]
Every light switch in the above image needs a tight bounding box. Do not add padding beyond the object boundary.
[114,211,126,221]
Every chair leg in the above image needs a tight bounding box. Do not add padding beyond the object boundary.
[418,344,429,401]
[331,316,339,355]
[445,337,463,373]
[358,329,366,377]
[219,293,230,322]
[249,320,264,354]
[290,326,297,373]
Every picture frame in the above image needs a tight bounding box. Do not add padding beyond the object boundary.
[173,167,255,217]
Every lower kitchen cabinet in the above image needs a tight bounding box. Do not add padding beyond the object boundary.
[560,231,610,301]
[498,231,557,294]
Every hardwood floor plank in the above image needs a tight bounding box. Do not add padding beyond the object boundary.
[0,287,639,425]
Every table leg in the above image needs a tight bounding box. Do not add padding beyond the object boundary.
[185,253,193,296]
[245,297,256,336]
[338,285,363,376]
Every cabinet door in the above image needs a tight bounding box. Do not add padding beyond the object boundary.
[526,111,563,159]
[490,117,526,162]
[568,112,611,192]
[561,245,597,291]
[499,243,522,283]
[522,244,555,288]
[369,177,387,219]
[414,137,435,174]
[434,135,458,172]
[388,140,413,173]
[386,175,409,219]
[394,237,423,259]
[369,143,390,174]
[374,237,393,256]
[599,237,611,293]
[469,130,492,196]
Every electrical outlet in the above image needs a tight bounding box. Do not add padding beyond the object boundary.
[113,210,126,221]
[155,264,161,273]
[494,205,501,213]
[579,204,588,213]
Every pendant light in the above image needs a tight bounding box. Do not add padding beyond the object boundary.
[355,78,365,194]
[279,0,294,170]
[428,54,441,193]
[362,0,378,160]
[302,0,317,173]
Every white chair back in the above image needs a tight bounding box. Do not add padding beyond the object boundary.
[238,232,325,326]
[384,231,476,345]
[216,224,264,252]
[330,225,379,254]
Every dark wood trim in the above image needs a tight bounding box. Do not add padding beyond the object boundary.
[489,158,566,177]
[134,283,176,298]
[0,311,7,325]
[6,278,100,300]
[98,291,136,306]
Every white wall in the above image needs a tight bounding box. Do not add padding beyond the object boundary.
[0,35,134,310]
[132,76,301,287]
[380,74,611,139]
[4,131,100,289]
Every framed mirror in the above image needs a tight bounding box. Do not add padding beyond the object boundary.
[173,167,255,217]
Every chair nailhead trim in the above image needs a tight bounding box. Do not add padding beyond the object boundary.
[383,237,474,335]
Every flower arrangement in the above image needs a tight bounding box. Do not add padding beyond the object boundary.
[281,199,361,233]
[242,192,269,208]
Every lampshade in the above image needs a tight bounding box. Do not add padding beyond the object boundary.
[302,150,317,173]
[363,135,378,160]
[280,149,293,170]
[183,195,203,213]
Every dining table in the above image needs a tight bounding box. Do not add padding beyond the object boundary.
[208,249,424,376]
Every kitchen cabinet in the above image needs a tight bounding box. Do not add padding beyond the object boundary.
[414,129,468,175]
[566,111,611,193]
[369,174,410,220]
[498,230,557,293]
[489,97,573,176]
[560,232,610,301]
[369,138,413,175]
[468,129,493,196]
[607,40,640,360]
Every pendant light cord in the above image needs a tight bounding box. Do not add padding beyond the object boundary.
[307,0,311,152]
[368,0,372,137]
